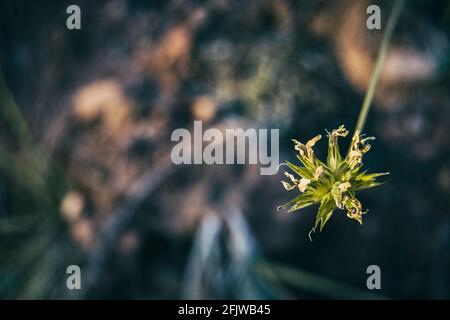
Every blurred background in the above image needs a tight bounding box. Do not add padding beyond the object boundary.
[0,0,450,299]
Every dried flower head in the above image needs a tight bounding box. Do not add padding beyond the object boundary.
[278,125,388,237]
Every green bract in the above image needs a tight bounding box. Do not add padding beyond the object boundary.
[279,125,388,236]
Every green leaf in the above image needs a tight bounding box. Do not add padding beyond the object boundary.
[327,139,342,171]
[295,155,316,175]
[315,195,336,231]
[281,192,316,212]
[353,172,388,190]
[356,172,389,181]
[285,161,313,180]
[354,180,385,190]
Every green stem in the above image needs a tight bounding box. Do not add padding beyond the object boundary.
[355,0,405,132]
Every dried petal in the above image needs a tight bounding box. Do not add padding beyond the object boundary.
[348,150,363,169]
[281,181,296,190]
[338,181,351,192]
[314,166,324,180]
[344,197,364,224]
[284,172,298,184]
[327,125,348,170]
[298,178,311,192]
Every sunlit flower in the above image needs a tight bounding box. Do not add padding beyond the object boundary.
[279,125,388,236]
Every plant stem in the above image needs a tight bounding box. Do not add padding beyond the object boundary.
[355,0,405,132]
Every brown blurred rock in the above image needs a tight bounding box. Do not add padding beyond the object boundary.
[73,80,131,132]
[191,96,217,122]
[60,191,85,223]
